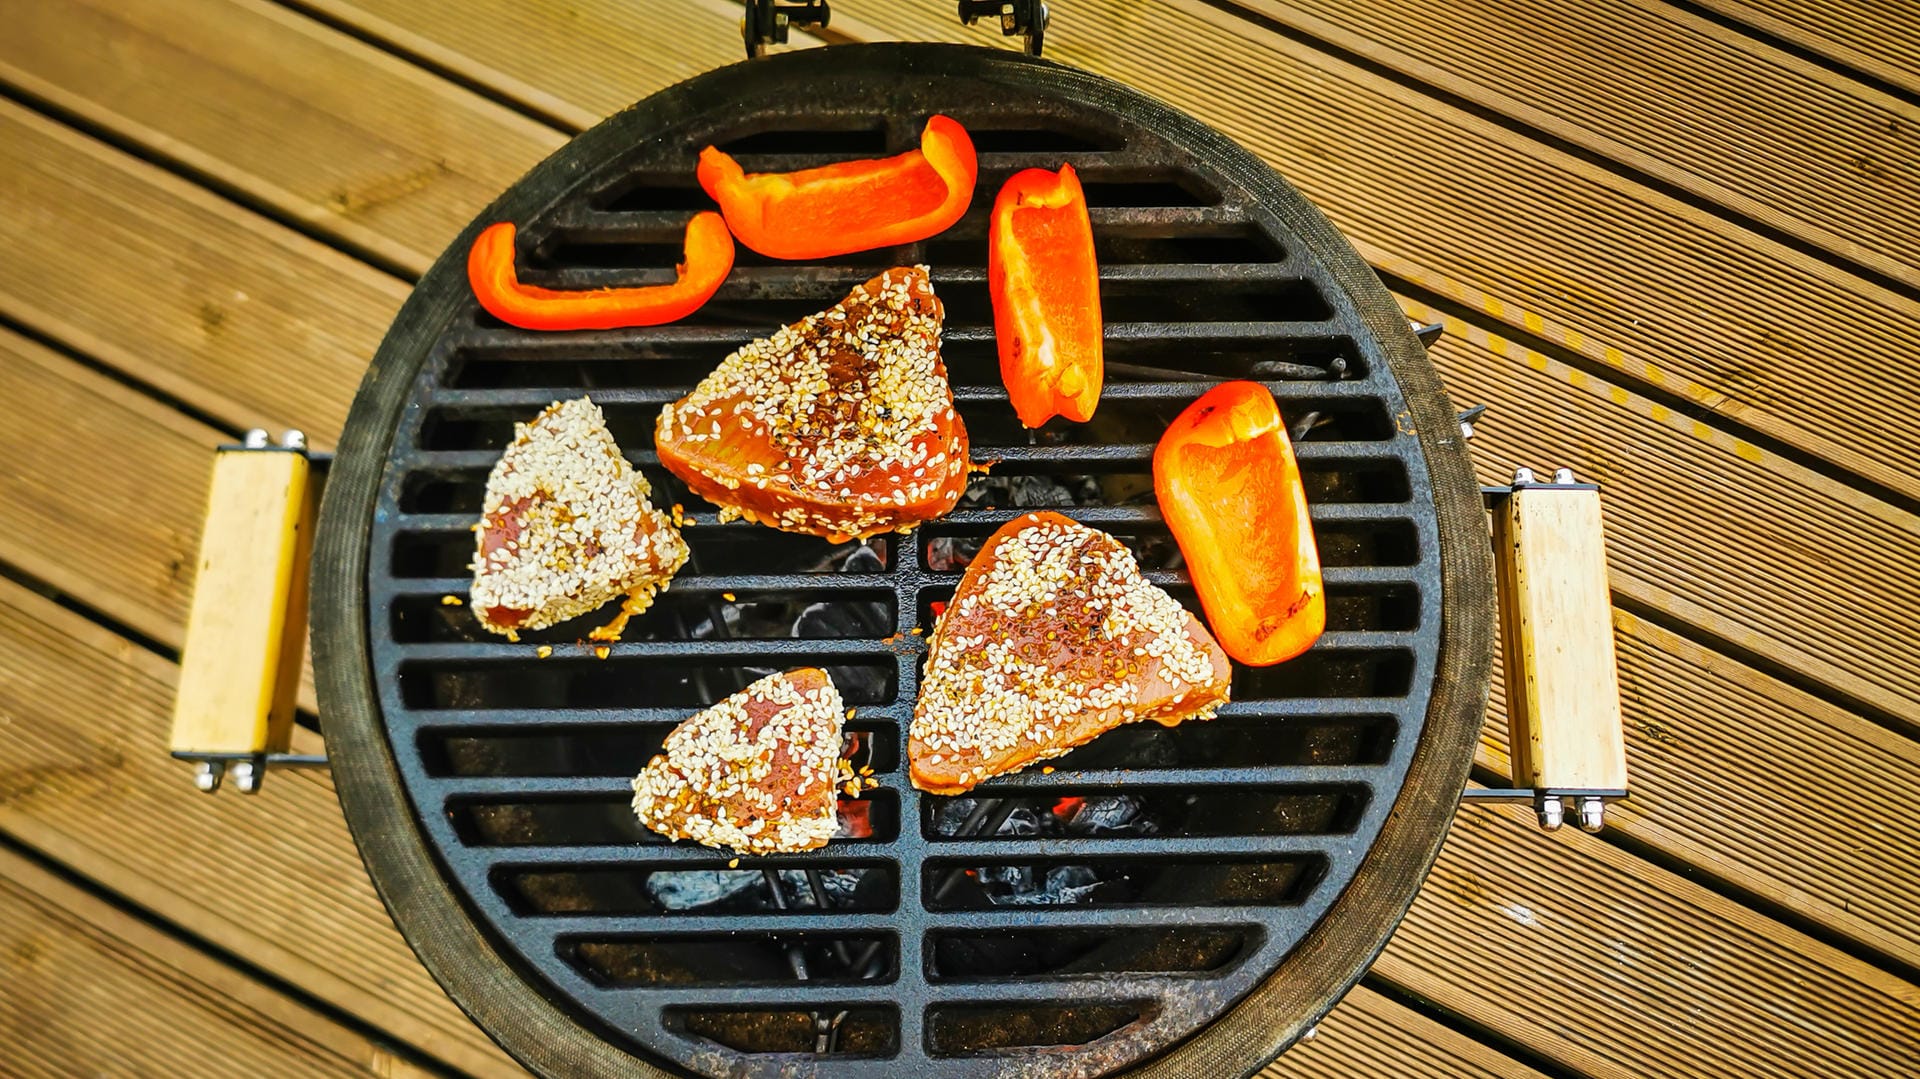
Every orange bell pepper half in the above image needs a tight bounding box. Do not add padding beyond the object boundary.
[1154,381,1324,666]
[696,115,977,260]
[467,212,733,331]
[990,164,1103,427]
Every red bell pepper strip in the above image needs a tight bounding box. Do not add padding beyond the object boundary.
[1153,381,1324,666]
[467,212,733,330]
[696,115,977,259]
[990,164,1103,427]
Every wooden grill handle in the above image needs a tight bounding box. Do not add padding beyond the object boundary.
[168,431,316,793]
[1490,468,1629,831]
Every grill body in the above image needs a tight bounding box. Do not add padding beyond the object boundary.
[314,44,1493,1079]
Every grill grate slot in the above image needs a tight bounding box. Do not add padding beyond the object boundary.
[928,1003,1143,1056]
[361,61,1450,1076]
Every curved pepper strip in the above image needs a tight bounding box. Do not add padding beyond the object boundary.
[1153,381,1324,666]
[990,164,1103,427]
[467,213,734,330]
[697,115,977,260]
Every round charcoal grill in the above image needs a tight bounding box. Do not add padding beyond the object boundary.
[312,42,1492,1079]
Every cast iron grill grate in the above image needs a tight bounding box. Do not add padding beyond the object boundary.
[358,47,1446,1079]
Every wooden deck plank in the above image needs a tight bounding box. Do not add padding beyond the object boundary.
[293,0,787,132]
[1400,296,1920,727]
[7,4,1918,728]
[0,330,214,647]
[0,98,404,446]
[818,0,1920,501]
[1479,608,1920,971]
[1215,0,1920,289]
[1382,802,1920,1078]
[1259,988,1547,1079]
[1692,0,1920,96]
[0,576,524,1079]
[0,845,433,1079]
[0,0,564,277]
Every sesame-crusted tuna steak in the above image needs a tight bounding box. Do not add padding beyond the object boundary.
[654,266,970,542]
[632,668,849,855]
[471,397,688,639]
[910,512,1232,794]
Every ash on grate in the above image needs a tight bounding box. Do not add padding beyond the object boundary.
[646,868,871,912]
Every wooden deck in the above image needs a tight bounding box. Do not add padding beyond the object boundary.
[1,0,1916,1074]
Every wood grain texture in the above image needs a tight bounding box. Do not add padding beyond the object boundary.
[1479,608,1920,972]
[823,0,1920,501]
[0,845,431,1079]
[0,0,564,277]
[0,577,524,1078]
[1693,0,1920,96]
[1493,486,1628,792]
[1259,987,1547,1079]
[1400,294,1920,728]
[1381,801,1920,1078]
[0,328,214,645]
[297,0,792,131]
[1220,0,1920,289]
[0,98,404,446]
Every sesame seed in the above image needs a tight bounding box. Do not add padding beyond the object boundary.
[908,514,1230,793]
[630,669,848,856]
[470,397,688,637]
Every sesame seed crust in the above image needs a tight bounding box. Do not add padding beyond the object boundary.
[655,266,970,541]
[909,512,1233,795]
[470,397,689,636]
[631,668,849,856]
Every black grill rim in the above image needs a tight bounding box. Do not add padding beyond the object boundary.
[313,42,1493,1079]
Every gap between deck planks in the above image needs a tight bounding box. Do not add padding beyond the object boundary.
[3,161,1920,1075]
[6,0,1917,504]
[4,51,1920,733]
[1213,0,1920,290]
[0,844,440,1079]
[1689,0,1920,98]
[0,568,1529,1079]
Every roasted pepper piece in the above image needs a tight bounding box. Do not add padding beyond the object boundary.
[1153,381,1324,666]
[697,116,977,260]
[467,213,733,330]
[990,164,1103,427]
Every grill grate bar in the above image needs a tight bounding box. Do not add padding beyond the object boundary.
[533,909,1270,936]
[469,835,1341,865]
[385,629,1414,665]
[549,203,1251,234]
[550,913,900,935]
[422,763,1393,799]
[417,379,1389,411]
[388,437,1406,472]
[390,697,1411,731]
